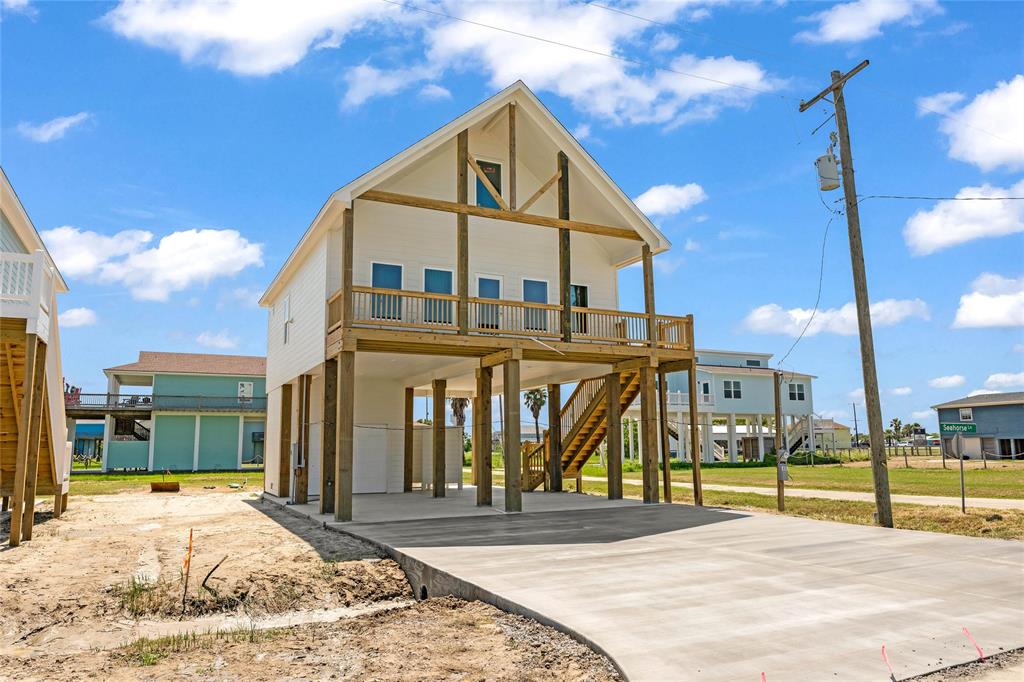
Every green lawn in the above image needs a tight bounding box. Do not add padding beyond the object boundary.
[70,470,263,496]
[467,469,1024,540]
[575,460,1024,499]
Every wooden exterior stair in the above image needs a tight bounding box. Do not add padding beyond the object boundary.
[522,370,641,491]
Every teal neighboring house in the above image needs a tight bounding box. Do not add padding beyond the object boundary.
[69,352,267,472]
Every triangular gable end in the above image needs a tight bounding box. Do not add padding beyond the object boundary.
[333,81,670,265]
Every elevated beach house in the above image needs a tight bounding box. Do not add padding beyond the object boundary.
[260,82,701,521]
[1,167,72,547]
[65,351,267,472]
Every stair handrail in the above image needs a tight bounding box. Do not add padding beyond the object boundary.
[559,376,605,440]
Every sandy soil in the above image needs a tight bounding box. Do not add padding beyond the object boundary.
[0,491,619,681]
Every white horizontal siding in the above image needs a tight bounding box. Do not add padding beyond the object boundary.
[266,235,328,391]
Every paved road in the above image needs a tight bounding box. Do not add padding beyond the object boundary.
[583,475,1024,510]
[336,502,1024,682]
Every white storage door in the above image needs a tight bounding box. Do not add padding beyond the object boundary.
[354,425,388,493]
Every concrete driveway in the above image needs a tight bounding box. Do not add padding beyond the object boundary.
[325,494,1024,681]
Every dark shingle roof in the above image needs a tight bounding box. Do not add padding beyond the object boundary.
[930,392,1024,409]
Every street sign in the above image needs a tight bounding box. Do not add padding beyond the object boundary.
[941,422,977,434]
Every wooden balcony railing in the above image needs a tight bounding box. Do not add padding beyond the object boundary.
[64,393,267,413]
[328,286,693,351]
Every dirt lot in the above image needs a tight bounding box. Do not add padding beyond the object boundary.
[0,491,619,681]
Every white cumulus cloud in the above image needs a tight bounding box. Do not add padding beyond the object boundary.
[903,179,1024,255]
[16,112,92,143]
[634,183,708,217]
[911,409,932,419]
[929,374,965,389]
[101,1,780,129]
[744,298,930,337]
[418,83,451,100]
[196,330,238,350]
[889,387,913,396]
[952,273,1024,329]
[919,75,1024,172]
[58,307,98,328]
[41,225,263,302]
[984,372,1024,390]
[795,0,941,44]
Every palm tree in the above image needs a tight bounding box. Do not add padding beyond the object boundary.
[890,417,908,468]
[449,397,469,427]
[523,389,547,442]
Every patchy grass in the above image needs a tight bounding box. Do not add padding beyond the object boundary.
[70,471,263,496]
[473,470,1024,540]
[120,626,283,666]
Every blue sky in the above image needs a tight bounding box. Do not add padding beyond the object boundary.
[2,0,1022,430]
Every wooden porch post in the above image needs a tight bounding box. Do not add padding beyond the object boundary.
[432,379,446,497]
[638,363,659,504]
[658,369,673,503]
[20,340,47,542]
[688,361,703,506]
[403,387,414,492]
[508,103,517,210]
[471,395,480,487]
[9,334,40,547]
[557,151,571,342]
[605,372,623,500]
[277,383,292,497]
[319,357,338,515]
[294,374,310,505]
[642,244,657,346]
[335,350,354,521]
[503,359,522,512]
[477,367,493,506]
[546,382,562,492]
[457,129,469,334]
[341,207,354,328]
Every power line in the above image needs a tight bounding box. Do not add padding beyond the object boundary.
[378,0,794,100]
[776,205,839,375]
[586,0,1016,145]
[857,194,1024,201]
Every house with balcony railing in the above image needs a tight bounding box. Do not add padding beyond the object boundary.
[1,167,72,547]
[71,351,268,472]
[259,81,704,521]
[622,349,817,463]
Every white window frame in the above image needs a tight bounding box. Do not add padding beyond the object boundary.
[371,260,404,291]
[959,407,973,422]
[723,380,742,400]
[238,381,254,404]
[476,273,504,298]
[789,383,805,401]
[422,266,455,294]
[521,277,550,304]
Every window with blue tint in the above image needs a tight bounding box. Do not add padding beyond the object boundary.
[371,263,403,319]
[424,268,453,325]
[478,276,501,329]
[475,161,502,209]
[523,279,548,331]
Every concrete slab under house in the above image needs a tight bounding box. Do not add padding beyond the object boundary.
[259,81,713,521]
[64,351,268,473]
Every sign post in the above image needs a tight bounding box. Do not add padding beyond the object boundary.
[955,432,966,514]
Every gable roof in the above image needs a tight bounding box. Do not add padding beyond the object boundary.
[931,392,1024,410]
[260,81,670,306]
[1,167,69,293]
[106,351,266,377]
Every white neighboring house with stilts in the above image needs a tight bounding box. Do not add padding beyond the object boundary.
[623,349,816,462]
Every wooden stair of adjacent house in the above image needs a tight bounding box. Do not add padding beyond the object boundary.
[1,317,57,498]
[522,370,641,491]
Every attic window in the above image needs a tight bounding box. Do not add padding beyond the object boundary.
[746,359,761,367]
[476,160,502,209]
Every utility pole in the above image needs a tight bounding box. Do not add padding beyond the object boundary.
[801,60,893,528]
